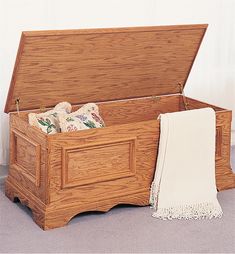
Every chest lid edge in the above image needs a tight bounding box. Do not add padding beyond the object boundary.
[5,24,208,113]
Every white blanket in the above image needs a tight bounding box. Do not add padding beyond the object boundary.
[150,108,222,219]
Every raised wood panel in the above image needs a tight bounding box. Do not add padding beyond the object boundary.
[62,138,136,188]
[11,130,41,187]
[48,120,159,204]
[5,24,207,113]
[8,114,48,203]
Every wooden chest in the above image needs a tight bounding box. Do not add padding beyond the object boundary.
[4,24,235,230]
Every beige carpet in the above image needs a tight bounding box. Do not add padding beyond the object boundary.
[0,147,234,253]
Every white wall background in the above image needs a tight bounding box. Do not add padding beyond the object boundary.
[0,0,235,165]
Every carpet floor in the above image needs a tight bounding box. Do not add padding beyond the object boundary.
[0,147,234,253]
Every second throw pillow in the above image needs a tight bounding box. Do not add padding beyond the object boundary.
[58,103,105,132]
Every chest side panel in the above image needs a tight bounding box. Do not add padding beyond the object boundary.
[7,114,48,203]
[214,111,235,190]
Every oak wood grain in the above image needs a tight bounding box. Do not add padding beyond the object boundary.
[61,137,136,188]
[17,94,181,126]
[47,120,159,205]
[5,24,207,113]
[12,129,41,187]
[5,25,234,230]
[5,179,47,230]
[8,114,48,203]
[6,96,235,230]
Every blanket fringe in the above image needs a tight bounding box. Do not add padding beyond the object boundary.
[152,202,223,220]
[149,181,160,210]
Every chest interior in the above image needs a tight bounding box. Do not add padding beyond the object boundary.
[14,94,226,132]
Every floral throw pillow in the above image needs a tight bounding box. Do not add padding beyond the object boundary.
[28,102,72,134]
[58,103,105,132]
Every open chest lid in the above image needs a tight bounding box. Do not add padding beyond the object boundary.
[5,24,207,113]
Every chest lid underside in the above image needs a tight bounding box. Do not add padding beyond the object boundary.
[5,24,207,113]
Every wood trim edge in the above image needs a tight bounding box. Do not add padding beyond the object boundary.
[22,24,208,37]
[5,33,26,113]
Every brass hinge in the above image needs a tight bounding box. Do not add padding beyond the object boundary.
[15,97,20,116]
[178,83,189,110]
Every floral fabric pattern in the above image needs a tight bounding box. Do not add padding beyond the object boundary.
[58,103,105,133]
[28,102,72,134]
